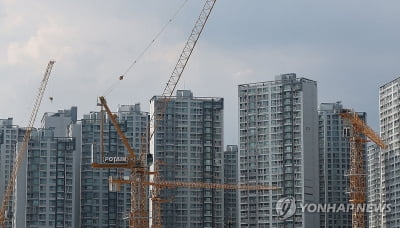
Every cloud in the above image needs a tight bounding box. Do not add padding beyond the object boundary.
[233,69,253,79]
[1,12,24,31]
[6,22,76,65]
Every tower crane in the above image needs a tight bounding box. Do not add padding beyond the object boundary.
[92,1,219,227]
[0,61,55,226]
[340,109,387,228]
[92,0,279,227]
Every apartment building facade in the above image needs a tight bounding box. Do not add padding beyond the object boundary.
[12,108,79,228]
[0,118,24,228]
[24,129,75,227]
[238,73,319,227]
[150,90,225,228]
[367,77,400,227]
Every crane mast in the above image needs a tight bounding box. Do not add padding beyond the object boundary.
[0,61,55,226]
[340,110,387,228]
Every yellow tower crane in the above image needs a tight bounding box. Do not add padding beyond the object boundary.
[92,1,279,227]
[92,1,219,227]
[0,61,56,226]
[340,109,387,228]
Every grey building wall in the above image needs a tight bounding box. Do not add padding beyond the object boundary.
[41,107,77,137]
[69,123,82,228]
[238,73,319,228]
[301,77,319,228]
[150,90,224,228]
[24,128,75,227]
[224,145,238,228]
[15,141,27,228]
[80,103,148,228]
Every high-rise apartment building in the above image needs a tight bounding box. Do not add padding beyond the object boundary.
[150,90,224,228]
[0,118,23,228]
[24,129,76,228]
[318,102,366,227]
[80,103,148,228]
[15,107,79,228]
[0,119,18,194]
[238,73,319,227]
[367,77,400,227]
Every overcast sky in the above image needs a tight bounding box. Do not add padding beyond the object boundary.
[1,0,399,145]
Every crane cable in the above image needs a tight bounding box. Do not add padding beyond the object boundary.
[103,0,190,97]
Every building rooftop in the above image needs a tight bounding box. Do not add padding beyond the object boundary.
[238,73,316,87]
[0,118,13,127]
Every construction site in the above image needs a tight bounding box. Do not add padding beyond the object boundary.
[0,0,399,228]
